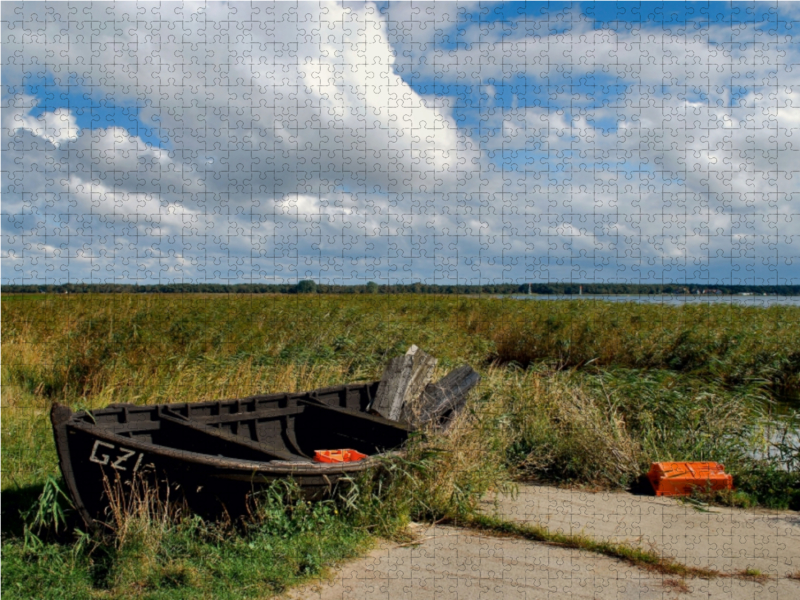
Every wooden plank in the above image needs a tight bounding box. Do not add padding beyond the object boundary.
[407,364,480,429]
[370,345,438,421]
[397,346,438,421]
[190,405,305,424]
[159,411,306,462]
[370,354,413,419]
[297,398,411,432]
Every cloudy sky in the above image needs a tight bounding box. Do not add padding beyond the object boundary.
[3,1,799,286]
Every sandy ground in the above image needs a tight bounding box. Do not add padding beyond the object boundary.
[286,485,800,600]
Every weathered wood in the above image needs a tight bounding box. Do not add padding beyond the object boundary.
[159,411,303,462]
[407,364,480,429]
[370,345,438,421]
[397,346,438,421]
[438,393,470,433]
[298,398,411,431]
[371,355,414,419]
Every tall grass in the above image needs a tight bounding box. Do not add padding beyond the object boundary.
[481,300,800,395]
[492,366,793,497]
[2,293,798,598]
[4,294,797,402]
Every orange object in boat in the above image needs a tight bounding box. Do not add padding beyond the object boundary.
[647,462,733,497]
[313,449,368,463]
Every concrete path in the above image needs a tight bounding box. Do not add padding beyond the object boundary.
[481,484,800,578]
[286,485,800,600]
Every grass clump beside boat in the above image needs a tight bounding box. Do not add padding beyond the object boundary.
[5,476,374,600]
[2,293,798,598]
[3,411,507,599]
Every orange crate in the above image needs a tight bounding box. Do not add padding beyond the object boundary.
[313,449,368,463]
[647,462,733,497]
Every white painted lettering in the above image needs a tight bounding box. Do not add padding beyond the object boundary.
[132,452,144,473]
[111,447,137,470]
[89,440,115,465]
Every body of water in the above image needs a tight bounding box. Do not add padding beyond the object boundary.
[504,294,800,307]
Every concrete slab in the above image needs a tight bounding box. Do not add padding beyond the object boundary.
[480,484,800,578]
[286,523,800,600]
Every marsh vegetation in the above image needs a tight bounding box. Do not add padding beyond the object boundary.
[3,294,798,598]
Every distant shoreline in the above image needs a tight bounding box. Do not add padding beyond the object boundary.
[3,282,799,296]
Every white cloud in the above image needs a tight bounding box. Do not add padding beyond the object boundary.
[2,2,799,284]
[7,106,79,147]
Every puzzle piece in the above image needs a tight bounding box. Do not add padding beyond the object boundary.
[3,3,799,599]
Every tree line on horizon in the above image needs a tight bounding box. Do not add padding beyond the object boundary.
[3,281,799,296]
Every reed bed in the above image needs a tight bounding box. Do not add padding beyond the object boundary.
[4,294,798,400]
[2,293,798,598]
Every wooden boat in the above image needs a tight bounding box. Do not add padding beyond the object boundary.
[51,381,411,527]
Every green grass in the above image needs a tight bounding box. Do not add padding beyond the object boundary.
[4,294,799,401]
[460,515,793,584]
[484,299,800,396]
[736,568,771,583]
[2,293,798,598]
[461,513,720,579]
[3,479,375,600]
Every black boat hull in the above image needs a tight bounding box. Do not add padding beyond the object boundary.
[51,381,409,527]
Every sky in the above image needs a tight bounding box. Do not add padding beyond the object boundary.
[2,1,799,286]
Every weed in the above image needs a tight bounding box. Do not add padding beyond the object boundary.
[685,486,756,509]
[6,476,375,599]
[22,476,74,536]
[661,578,691,593]
[731,461,800,510]
[460,514,720,579]
[487,300,800,394]
[736,568,771,583]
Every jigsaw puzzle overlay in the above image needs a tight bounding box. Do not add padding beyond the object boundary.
[3,1,798,286]
[2,3,799,600]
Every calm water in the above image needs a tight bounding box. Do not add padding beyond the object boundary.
[505,294,800,307]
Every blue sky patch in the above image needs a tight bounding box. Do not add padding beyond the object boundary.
[10,72,168,148]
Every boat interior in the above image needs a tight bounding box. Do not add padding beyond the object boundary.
[73,383,410,463]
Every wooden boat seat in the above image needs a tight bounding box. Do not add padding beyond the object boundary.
[157,398,409,463]
[159,410,310,462]
[297,397,411,431]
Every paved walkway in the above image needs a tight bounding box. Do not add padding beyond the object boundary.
[286,485,800,600]
[481,485,800,577]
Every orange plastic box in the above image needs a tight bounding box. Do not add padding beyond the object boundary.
[647,462,733,497]
[313,449,368,463]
